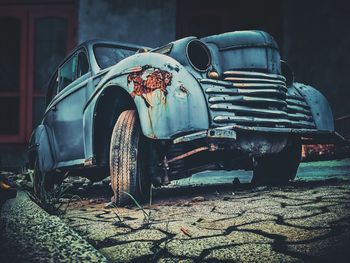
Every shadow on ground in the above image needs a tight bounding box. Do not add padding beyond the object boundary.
[63,179,350,262]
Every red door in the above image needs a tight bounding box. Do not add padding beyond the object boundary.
[0,2,77,144]
[0,7,28,143]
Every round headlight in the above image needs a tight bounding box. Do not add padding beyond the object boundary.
[186,40,211,71]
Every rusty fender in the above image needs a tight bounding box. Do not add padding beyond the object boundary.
[86,53,209,139]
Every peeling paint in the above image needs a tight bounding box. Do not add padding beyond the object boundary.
[179,84,188,94]
[175,84,189,99]
[165,63,180,72]
[127,67,172,107]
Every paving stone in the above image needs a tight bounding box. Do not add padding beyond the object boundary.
[63,183,350,262]
[205,243,299,262]
[100,241,154,262]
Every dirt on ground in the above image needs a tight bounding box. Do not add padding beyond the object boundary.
[62,180,350,262]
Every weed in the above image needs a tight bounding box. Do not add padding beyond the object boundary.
[120,185,154,226]
[122,191,150,223]
[28,176,82,215]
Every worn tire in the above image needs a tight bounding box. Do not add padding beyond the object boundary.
[110,110,150,206]
[252,139,302,185]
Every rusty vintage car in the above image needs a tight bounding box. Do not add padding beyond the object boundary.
[28,30,345,205]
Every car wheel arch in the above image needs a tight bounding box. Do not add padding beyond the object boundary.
[92,86,137,166]
[293,82,335,131]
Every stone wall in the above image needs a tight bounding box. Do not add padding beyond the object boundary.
[78,0,176,47]
[282,0,350,118]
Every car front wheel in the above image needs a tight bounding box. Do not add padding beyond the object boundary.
[109,110,150,206]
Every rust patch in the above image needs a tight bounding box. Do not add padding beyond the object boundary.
[127,67,172,106]
[179,84,188,94]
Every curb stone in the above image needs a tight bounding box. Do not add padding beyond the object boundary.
[0,191,108,263]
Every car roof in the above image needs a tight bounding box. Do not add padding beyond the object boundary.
[45,39,150,95]
[77,39,150,52]
[55,39,151,75]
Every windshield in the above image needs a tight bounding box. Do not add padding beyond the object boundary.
[94,45,136,69]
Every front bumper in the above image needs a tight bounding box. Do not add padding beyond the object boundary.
[173,124,349,145]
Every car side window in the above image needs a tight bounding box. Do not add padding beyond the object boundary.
[58,54,77,91]
[58,50,90,92]
[77,52,89,78]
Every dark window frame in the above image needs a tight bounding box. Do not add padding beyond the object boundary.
[0,4,77,144]
[0,7,28,143]
[0,7,75,145]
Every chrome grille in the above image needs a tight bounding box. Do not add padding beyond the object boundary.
[200,70,315,129]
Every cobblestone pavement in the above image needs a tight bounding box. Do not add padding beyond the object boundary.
[63,181,350,262]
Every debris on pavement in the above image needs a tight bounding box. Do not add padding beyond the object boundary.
[180,227,192,237]
[191,196,206,202]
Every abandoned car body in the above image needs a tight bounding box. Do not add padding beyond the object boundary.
[28,30,345,205]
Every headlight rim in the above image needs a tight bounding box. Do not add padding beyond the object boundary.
[186,39,212,72]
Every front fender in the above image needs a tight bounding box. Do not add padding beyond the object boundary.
[93,53,210,139]
[293,82,334,131]
[28,125,55,172]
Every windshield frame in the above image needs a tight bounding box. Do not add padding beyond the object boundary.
[93,44,139,69]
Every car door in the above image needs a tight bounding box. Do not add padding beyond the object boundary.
[47,49,91,166]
